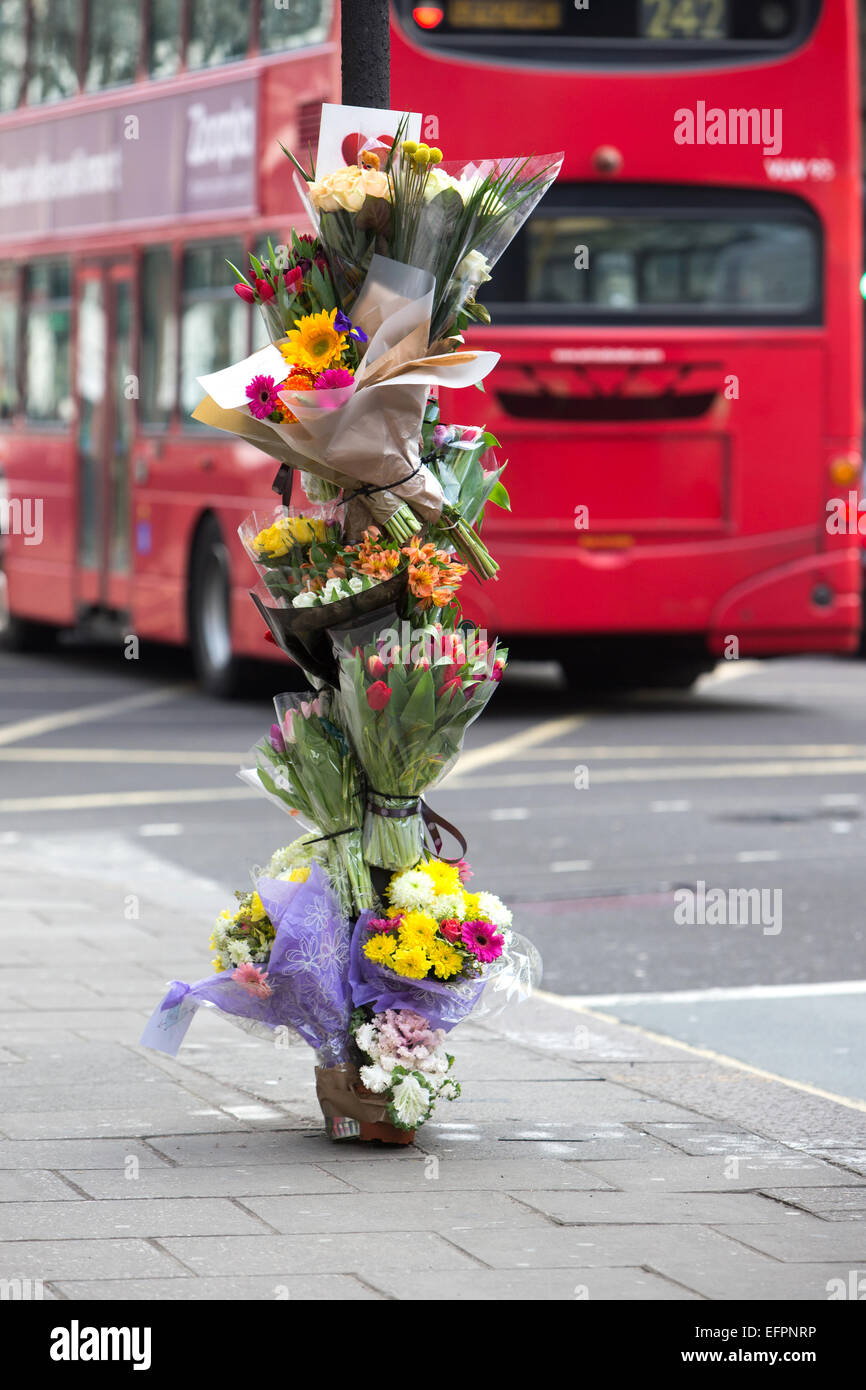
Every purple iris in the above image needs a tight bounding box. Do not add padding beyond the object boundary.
[268,723,285,753]
[334,309,368,344]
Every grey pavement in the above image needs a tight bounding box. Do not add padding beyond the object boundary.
[1,835,865,1301]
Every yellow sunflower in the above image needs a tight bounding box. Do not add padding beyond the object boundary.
[281,309,347,372]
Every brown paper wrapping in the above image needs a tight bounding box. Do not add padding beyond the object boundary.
[315,1063,389,1124]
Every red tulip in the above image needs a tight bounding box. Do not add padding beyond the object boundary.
[366,681,392,711]
[440,676,463,700]
[492,659,505,682]
[255,278,275,301]
[234,283,256,303]
[367,654,386,680]
[284,266,303,294]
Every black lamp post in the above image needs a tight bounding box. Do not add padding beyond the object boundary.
[341,0,391,107]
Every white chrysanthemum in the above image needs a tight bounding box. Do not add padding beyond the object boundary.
[354,1023,378,1059]
[226,939,252,965]
[265,837,314,878]
[359,1062,390,1093]
[388,869,436,912]
[433,892,466,921]
[476,891,512,928]
[389,1073,432,1128]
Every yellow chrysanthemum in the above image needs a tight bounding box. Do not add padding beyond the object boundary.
[254,516,329,558]
[428,941,462,980]
[398,911,438,946]
[281,309,347,372]
[286,867,310,883]
[248,892,267,922]
[462,891,485,919]
[391,945,431,980]
[363,934,398,966]
[211,956,224,973]
[421,859,461,897]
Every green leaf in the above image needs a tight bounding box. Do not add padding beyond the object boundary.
[473,380,486,392]
[226,259,252,287]
[401,667,435,732]
[487,480,511,511]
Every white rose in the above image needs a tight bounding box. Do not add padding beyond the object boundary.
[322,577,347,604]
[457,249,492,286]
[292,590,320,608]
[347,575,364,594]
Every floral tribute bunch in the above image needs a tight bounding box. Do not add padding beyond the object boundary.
[143,104,555,1143]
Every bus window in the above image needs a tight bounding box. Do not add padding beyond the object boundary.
[187,0,250,70]
[260,0,333,52]
[148,0,183,78]
[27,0,80,105]
[0,265,19,420]
[24,262,73,423]
[85,0,142,92]
[180,240,247,420]
[488,187,821,326]
[0,0,25,111]
[140,248,177,429]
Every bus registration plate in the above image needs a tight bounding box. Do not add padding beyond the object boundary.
[448,1,562,30]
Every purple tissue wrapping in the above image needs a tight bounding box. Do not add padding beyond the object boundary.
[140,862,353,1061]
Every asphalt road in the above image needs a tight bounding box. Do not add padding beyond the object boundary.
[1,639,865,1105]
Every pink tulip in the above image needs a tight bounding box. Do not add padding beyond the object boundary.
[366,681,392,711]
[440,676,463,700]
[255,277,275,301]
[284,266,303,294]
[367,654,386,680]
[492,659,505,682]
[234,283,256,303]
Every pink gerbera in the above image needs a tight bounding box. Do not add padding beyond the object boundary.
[246,374,280,419]
[461,920,504,963]
[367,916,399,933]
[456,859,473,884]
[232,962,272,999]
[314,368,354,391]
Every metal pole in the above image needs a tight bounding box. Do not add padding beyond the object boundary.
[341,0,391,108]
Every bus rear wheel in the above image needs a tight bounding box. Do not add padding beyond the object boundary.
[0,614,59,653]
[188,516,245,698]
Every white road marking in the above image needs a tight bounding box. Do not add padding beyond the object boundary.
[822,793,862,806]
[444,714,585,781]
[490,807,530,821]
[550,859,593,873]
[504,744,866,761]
[546,979,866,1007]
[696,660,763,687]
[138,823,184,837]
[736,850,781,862]
[650,799,691,812]
[0,684,190,748]
[537,993,866,1114]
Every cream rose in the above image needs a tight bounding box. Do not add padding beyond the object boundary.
[309,165,393,213]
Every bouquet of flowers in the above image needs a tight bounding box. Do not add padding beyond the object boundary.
[332,619,506,870]
[242,690,374,917]
[144,101,555,1145]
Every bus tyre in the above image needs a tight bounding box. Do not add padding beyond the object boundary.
[188,516,245,699]
[0,615,59,653]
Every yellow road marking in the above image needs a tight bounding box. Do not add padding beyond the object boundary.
[0,684,191,748]
[445,756,866,790]
[538,994,866,1115]
[0,787,258,814]
[444,714,584,781]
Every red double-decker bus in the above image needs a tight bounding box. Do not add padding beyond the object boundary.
[0,1,862,694]
[393,0,864,687]
[0,0,338,692]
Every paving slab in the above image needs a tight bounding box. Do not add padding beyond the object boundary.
[569,1155,859,1192]
[760,1187,866,1220]
[0,1238,187,1281]
[514,1190,800,1225]
[0,1198,272,1240]
[59,1165,354,1200]
[50,1274,385,1300]
[717,1217,866,1263]
[241,1190,552,1234]
[159,1231,482,1275]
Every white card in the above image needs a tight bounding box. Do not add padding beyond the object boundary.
[315,103,422,178]
[197,344,289,411]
